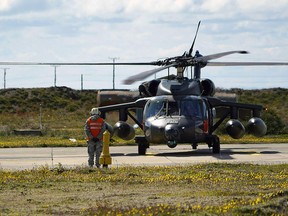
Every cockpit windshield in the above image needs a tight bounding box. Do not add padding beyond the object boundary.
[143,97,206,120]
[143,99,179,119]
[180,99,202,118]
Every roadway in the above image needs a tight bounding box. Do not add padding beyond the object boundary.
[0,143,288,170]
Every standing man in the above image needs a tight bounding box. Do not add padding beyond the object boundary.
[84,108,106,168]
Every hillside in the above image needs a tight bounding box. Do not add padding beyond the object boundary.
[0,86,97,113]
[231,88,288,125]
[218,88,288,134]
[0,87,97,137]
[0,87,287,136]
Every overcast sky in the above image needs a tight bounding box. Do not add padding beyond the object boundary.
[0,0,287,90]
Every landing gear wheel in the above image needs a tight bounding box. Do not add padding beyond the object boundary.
[212,135,220,154]
[138,143,147,155]
[135,136,149,155]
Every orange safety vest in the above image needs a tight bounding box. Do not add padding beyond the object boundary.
[87,117,104,139]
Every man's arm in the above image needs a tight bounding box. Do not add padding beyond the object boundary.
[84,119,93,140]
[96,119,106,140]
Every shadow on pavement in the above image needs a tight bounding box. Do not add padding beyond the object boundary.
[111,147,280,161]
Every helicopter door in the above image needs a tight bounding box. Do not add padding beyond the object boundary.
[202,100,209,133]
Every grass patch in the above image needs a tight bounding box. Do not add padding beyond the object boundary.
[0,163,287,215]
[0,135,137,148]
[220,134,288,144]
[0,134,288,148]
[0,136,86,148]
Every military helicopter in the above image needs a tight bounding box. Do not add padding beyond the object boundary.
[1,21,288,155]
[95,21,288,155]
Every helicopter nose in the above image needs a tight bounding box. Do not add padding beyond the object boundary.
[165,124,180,141]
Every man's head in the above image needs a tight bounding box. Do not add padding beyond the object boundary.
[90,108,101,116]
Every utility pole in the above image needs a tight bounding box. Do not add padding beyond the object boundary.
[81,74,83,90]
[1,68,9,89]
[39,103,43,130]
[52,65,59,87]
[109,57,119,89]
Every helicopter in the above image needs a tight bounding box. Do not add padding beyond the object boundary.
[1,21,288,155]
[94,21,288,155]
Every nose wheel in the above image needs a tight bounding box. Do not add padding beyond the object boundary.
[212,135,220,154]
[135,135,149,155]
[192,143,198,149]
[207,135,220,154]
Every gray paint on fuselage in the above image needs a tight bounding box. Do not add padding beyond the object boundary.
[143,95,208,144]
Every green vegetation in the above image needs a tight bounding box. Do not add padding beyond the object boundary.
[231,88,288,134]
[0,87,96,132]
[0,163,287,215]
[0,134,288,148]
[1,88,287,215]
[0,87,287,147]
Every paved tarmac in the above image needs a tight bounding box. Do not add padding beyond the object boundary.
[0,143,288,170]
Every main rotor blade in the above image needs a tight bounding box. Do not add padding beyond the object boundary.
[123,63,177,85]
[188,21,201,56]
[195,50,248,62]
[0,62,156,66]
[206,62,288,66]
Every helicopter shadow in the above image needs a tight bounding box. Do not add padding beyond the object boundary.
[111,147,280,161]
[151,149,242,160]
[155,148,280,160]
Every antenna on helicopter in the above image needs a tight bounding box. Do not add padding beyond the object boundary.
[187,21,201,79]
[176,21,201,79]
[188,21,201,57]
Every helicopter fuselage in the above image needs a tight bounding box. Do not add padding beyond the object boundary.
[142,95,212,147]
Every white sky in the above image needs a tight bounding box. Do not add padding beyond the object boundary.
[0,0,287,90]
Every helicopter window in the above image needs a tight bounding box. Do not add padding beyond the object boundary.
[143,99,179,119]
[167,102,179,116]
[143,99,166,119]
[180,99,202,118]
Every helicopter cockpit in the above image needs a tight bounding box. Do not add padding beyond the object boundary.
[143,96,207,121]
[142,96,210,145]
[143,97,177,119]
